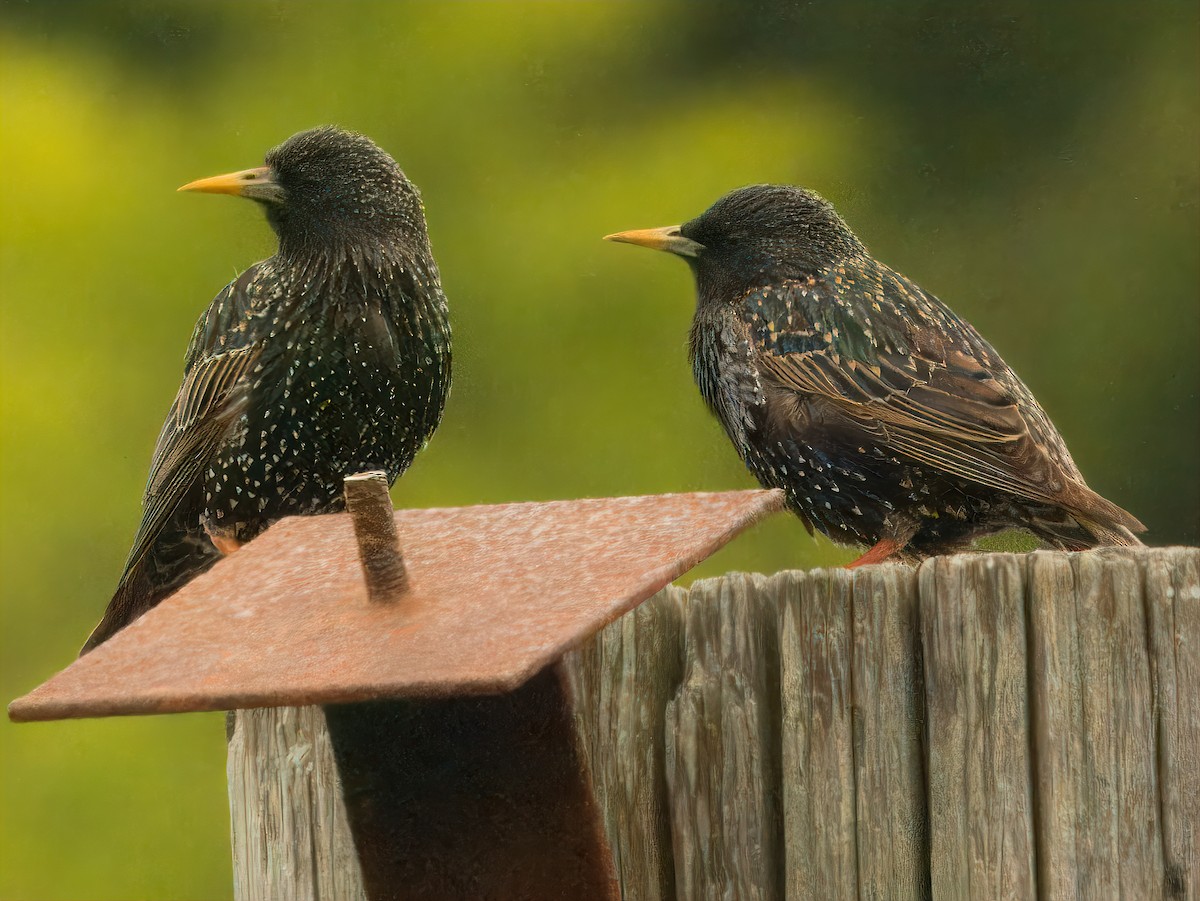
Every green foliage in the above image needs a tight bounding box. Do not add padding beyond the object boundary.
[1,2,1196,896]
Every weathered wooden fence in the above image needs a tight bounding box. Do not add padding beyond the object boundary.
[228,546,1198,900]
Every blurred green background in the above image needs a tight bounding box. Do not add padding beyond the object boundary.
[1,1,1196,897]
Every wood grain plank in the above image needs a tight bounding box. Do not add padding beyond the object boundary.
[920,554,1035,900]
[1143,547,1199,901]
[779,567,857,900]
[666,573,782,901]
[228,706,365,901]
[562,586,687,901]
[1025,550,1085,901]
[1071,548,1164,900]
[852,564,930,901]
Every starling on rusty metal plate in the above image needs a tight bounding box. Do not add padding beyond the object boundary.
[83,126,451,652]
[606,185,1144,566]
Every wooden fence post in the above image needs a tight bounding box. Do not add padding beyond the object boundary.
[228,547,1198,900]
[227,706,365,901]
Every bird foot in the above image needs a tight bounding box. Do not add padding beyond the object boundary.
[204,525,242,556]
[211,535,242,555]
[846,538,903,569]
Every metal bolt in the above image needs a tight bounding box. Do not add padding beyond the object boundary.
[343,471,408,602]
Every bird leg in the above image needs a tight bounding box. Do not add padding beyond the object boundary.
[204,523,242,556]
[846,538,904,568]
[847,516,920,569]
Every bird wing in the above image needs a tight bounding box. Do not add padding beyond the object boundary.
[120,268,267,576]
[758,348,1066,500]
[746,273,1087,508]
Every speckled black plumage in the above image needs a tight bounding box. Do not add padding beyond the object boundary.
[608,185,1144,564]
[83,127,451,652]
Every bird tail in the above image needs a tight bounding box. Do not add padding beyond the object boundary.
[1074,517,1145,548]
[1029,484,1146,551]
[81,527,222,655]
[81,564,158,655]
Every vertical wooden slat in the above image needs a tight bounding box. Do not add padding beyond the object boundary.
[563,586,687,901]
[1144,547,1199,901]
[851,564,930,901]
[228,706,365,901]
[920,554,1035,900]
[666,573,782,901]
[1072,548,1165,899]
[1025,550,1086,901]
[779,568,857,899]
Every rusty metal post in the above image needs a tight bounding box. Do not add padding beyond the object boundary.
[323,664,618,900]
[343,471,408,602]
[328,476,618,898]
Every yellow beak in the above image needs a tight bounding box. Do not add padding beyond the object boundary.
[603,225,703,258]
[178,166,282,202]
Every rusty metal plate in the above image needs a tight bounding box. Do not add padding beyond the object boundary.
[10,490,783,721]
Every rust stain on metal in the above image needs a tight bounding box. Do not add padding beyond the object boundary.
[10,490,783,721]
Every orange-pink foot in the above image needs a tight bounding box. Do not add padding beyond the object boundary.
[204,525,242,556]
[211,535,242,555]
